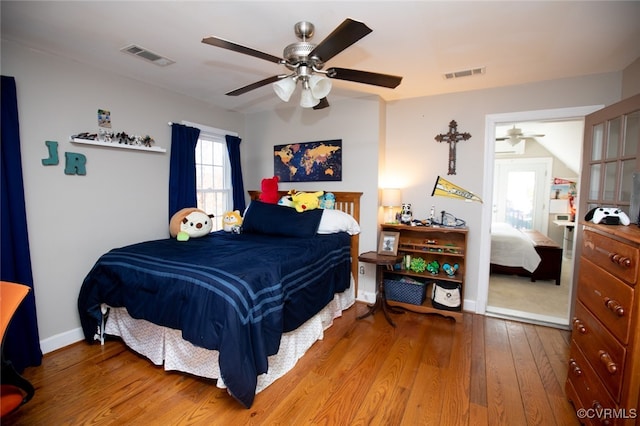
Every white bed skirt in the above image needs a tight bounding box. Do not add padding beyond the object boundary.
[104,281,355,394]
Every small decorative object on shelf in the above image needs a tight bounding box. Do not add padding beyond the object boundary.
[426,260,440,275]
[409,257,426,273]
[378,230,400,256]
[443,263,459,277]
[72,132,98,140]
[400,203,412,224]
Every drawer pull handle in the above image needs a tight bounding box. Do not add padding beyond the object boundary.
[604,297,625,317]
[569,359,582,376]
[609,252,632,268]
[598,350,618,374]
[592,401,611,425]
[572,318,587,334]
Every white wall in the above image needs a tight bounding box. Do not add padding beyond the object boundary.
[1,40,245,351]
[386,72,623,310]
[242,95,385,301]
[622,57,640,98]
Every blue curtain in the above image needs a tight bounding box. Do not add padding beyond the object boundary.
[168,123,200,220]
[1,75,43,372]
[226,135,246,213]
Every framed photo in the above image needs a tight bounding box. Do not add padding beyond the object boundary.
[378,231,400,256]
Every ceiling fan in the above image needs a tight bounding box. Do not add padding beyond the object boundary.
[201,19,403,109]
[496,125,545,145]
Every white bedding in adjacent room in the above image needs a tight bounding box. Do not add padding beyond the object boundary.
[490,222,542,273]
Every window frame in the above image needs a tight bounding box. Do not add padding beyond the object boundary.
[183,121,237,231]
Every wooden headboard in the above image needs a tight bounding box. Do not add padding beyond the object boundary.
[248,190,363,294]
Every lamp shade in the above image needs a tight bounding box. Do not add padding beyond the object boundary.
[309,75,332,99]
[381,188,402,207]
[273,77,296,102]
[300,88,320,108]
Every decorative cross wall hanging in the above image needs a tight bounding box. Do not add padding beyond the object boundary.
[434,120,471,175]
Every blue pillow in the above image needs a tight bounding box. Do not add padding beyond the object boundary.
[242,201,324,237]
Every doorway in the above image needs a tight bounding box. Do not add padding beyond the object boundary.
[489,152,567,325]
[476,105,604,328]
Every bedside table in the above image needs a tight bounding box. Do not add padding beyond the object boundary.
[357,251,403,327]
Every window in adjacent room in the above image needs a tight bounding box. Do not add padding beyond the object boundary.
[493,157,552,232]
[187,121,235,231]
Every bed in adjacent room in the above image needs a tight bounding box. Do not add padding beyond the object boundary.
[78,191,361,408]
[490,222,563,285]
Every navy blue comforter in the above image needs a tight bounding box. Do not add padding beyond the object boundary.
[78,231,351,407]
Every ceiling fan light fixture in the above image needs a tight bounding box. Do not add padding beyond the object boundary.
[309,75,332,99]
[204,19,403,110]
[300,87,320,108]
[273,77,296,102]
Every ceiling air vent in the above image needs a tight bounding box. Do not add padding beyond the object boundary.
[443,67,485,80]
[120,44,175,67]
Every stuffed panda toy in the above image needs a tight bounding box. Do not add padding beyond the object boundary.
[169,208,214,241]
[400,203,413,225]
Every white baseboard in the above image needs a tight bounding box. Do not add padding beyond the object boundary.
[356,290,376,304]
[463,298,475,313]
[40,327,84,354]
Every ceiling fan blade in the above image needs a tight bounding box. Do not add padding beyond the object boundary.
[309,18,372,63]
[226,75,282,96]
[313,97,330,110]
[326,67,403,88]
[202,36,283,65]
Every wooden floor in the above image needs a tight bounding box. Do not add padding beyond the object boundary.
[4,303,580,425]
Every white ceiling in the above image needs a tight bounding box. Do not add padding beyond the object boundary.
[496,120,584,173]
[2,1,639,114]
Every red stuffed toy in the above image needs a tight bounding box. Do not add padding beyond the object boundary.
[259,176,280,204]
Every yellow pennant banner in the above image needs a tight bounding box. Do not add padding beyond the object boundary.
[431,176,483,203]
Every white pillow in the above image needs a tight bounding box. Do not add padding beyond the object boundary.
[317,209,361,235]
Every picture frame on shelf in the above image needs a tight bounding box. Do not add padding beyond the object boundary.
[378,231,400,256]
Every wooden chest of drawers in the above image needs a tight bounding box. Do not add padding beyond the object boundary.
[567,224,640,425]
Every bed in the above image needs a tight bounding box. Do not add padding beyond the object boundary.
[490,222,563,285]
[78,191,362,408]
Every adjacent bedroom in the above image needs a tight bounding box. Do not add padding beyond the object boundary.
[487,120,583,327]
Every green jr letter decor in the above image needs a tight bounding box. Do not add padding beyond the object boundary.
[64,152,87,176]
[41,140,59,165]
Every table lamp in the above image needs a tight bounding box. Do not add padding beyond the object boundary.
[381,188,402,223]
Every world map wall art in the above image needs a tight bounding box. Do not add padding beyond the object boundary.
[273,139,342,182]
